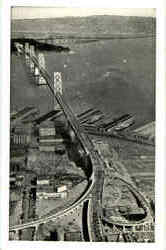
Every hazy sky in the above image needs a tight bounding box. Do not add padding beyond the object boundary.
[11,7,155,19]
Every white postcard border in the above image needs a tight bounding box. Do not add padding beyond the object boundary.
[0,1,165,250]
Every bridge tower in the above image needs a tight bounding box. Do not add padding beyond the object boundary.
[53,72,63,109]
[38,53,47,85]
[25,42,30,65]
[29,45,35,73]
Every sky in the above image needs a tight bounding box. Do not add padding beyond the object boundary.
[11,7,155,19]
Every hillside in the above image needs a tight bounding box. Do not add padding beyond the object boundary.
[11,15,156,36]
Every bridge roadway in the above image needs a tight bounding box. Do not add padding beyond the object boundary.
[10,174,94,231]
[10,47,152,241]
[29,54,93,155]
[86,150,105,241]
[10,48,105,241]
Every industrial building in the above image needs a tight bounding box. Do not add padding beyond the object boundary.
[39,121,56,137]
[39,138,65,152]
[37,119,65,153]
[11,134,31,145]
[10,121,33,148]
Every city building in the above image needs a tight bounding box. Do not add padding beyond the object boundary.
[36,191,67,200]
[64,231,82,241]
[56,185,67,193]
[37,179,50,185]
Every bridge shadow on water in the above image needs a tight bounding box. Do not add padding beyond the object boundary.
[11,38,70,52]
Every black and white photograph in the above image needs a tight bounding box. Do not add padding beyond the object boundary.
[8,6,156,243]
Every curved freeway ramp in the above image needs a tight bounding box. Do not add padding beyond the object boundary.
[103,176,153,227]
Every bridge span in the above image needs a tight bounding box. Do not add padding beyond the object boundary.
[10,45,105,241]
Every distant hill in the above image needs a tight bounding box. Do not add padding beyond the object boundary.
[11,15,156,37]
